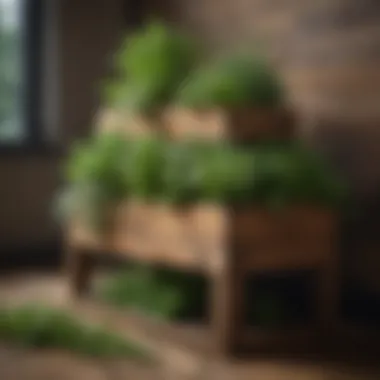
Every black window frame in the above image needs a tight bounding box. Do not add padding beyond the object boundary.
[0,0,47,154]
[24,0,44,145]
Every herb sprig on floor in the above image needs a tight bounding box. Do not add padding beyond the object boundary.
[0,305,150,360]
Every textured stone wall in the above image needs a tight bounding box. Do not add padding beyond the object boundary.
[146,0,380,291]
[151,0,380,196]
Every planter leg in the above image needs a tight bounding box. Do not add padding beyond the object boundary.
[65,246,94,298]
[211,266,245,355]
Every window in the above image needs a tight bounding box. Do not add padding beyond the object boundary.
[0,0,42,145]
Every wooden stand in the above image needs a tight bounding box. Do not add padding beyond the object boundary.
[66,106,339,355]
[66,204,338,354]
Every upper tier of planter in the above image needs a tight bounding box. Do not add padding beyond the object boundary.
[96,107,295,143]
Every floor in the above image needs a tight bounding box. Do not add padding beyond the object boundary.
[0,345,162,380]
[0,273,379,380]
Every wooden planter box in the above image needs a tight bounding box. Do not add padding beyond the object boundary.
[163,107,295,142]
[96,107,294,143]
[95,109,164,137]
[67,201,338,353]
[69,202,335,273]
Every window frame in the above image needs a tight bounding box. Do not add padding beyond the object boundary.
[24,0,44,145]
[0,0,49,154]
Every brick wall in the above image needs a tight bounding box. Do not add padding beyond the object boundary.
[152,0,380,196]
[147,0,380,291]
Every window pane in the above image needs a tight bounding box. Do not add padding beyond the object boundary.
[0,0,23,142]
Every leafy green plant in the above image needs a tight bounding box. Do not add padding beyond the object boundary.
[176,54,284,108]
[125,137,167,200]
[54,182,113,231]
[58,135,346,229]
[66,133,129,194]
[99,266,182,320]
[102,22,200,112]
[0,305,149,359]
[99,266,207,321]
[160,140,204,204]
[194,143,254,203]
[158,140,345,208]
[56,133,130,229]
[246,144,347,208]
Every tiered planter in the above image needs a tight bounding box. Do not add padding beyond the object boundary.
[66,107,339,354]
[69,204,335,271]
[95,108,165,137]
[163,107,294,142]
[96,106,294,142]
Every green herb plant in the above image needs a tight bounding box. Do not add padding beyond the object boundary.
[99,266,183,320]
[102,22,200,112]
[0,305,149,359]
[177,54,284,108]
[56,132,130,230]
[99,266,207,321]
[57,136,346,229]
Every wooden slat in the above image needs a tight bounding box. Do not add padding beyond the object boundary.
[68,204,335,274]
[163,108,295,143]
[96,109,164,137]
[289,24,380,67]
[296,0,380,32]
[283,65,380,95]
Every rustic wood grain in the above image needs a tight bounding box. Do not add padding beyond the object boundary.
[67,201,338,353]
[164,108,295,143]
[68,204,336,275]
[96,108,165,137]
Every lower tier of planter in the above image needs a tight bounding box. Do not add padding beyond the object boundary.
[68,203,336,275]
[66,202,339,354]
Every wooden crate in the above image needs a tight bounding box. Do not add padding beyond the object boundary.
[68,203,334,272]
[95,108,164,137]
[95,107,294,143]
[163,107,295,142]
[66,202,338,354]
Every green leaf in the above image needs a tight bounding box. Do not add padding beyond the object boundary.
[102,22,200,112]
[177,54,284,108]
